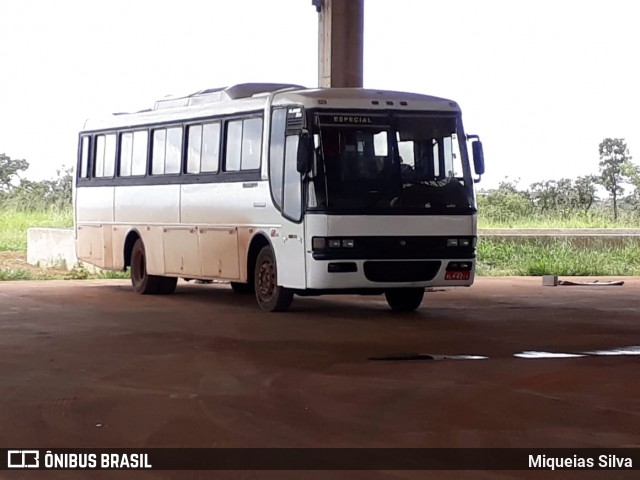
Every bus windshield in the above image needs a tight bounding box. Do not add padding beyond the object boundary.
[307,113,475,215]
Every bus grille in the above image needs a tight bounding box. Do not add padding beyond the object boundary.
[363,261,441,282]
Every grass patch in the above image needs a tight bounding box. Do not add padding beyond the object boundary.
[64,263,131,280]
[477,209,640,229]
[477,237,640,276]
[0,268,66,280]
[0,208,73,252]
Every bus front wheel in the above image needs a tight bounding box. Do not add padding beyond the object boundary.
[384,288,425,312]
[131,238,176,295]
[254,246,293,312]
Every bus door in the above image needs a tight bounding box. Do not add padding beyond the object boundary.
[269,107,306,289]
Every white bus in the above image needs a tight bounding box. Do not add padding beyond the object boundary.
[75,83,485,312]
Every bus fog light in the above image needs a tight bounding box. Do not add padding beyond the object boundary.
[459,238,471,247]
[328,239,341,248]
[342,239,355,248]
[446,238,459,247]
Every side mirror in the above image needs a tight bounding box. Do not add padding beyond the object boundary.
[297,130,313,173]
[468,134,485,182]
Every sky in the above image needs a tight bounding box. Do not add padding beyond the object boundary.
[0,0,638,189]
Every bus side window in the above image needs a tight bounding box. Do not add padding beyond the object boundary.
[131,130,148,176]
[269,109,287,210]
[186,125,203,174]
[187,123,220,174]
[165,127,182,175]
[94,134,115,178]
[152,129,167,175]
[241,118,262,170]
[79,136,90,178]
[225,120,243,172]
[201,123,221,173]
[152,127,182,175]
[282,135,302,221]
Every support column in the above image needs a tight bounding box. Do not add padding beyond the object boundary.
[314,0,364,88]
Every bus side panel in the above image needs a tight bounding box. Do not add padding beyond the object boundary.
[181,182,276,281]
[163,226,201,276]
[114,184,180,275]
[199,227,240,278]
[75,186,114,267]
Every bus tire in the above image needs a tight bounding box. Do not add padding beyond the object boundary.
[230,281,254,294]
[130,238,162,295]
[384,288,425,312]
[254,246,293,312]
[157,276,178,295]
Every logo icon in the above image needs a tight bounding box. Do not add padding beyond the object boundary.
[7,450,39,468]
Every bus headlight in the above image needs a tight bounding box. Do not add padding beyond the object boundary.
[312,237,326,250]
[312,237,356,251]
[447,237,474,247]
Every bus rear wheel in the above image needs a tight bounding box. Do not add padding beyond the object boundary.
[131,238,176,295]
[384,288,425,312]
[254,246,293,312]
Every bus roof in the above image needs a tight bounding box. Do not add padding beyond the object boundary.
[82,83,461,132]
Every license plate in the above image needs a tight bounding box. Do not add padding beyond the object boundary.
[445,271,470,281]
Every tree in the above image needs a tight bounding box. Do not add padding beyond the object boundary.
[8,166,73,210]
[0,153,29,191]
[573,175,599,213]
[598,138,633,220]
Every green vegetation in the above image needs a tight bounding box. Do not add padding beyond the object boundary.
[0,208,73,251]
[477,238,640,276]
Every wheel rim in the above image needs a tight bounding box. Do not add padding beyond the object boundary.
[256,258,275,302]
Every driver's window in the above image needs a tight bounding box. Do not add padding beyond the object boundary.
[445,134,464,179]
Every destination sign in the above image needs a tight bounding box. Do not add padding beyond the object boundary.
[317,114,388,126]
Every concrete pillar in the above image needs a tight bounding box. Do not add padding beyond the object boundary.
[315,0,364,88]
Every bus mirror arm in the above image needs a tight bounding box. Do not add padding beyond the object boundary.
[297,130,313,174]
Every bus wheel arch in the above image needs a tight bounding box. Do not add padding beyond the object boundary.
[123,229,142,270]
[238,234,270,290]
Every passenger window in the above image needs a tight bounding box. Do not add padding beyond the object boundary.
[79,136,90,178]
[165,127,182,174]
[186,122,220,174]
[95,134,116,178]
[120,132,133,176]
[132,130,148,176]
[201,123,220,173]
[94,136,105,177]
[186,125,203,174]
[103,134,116,177]
[152,130,166,175]
[241,117,262,170]
[151,127,182,175]
[225,120,242,171]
